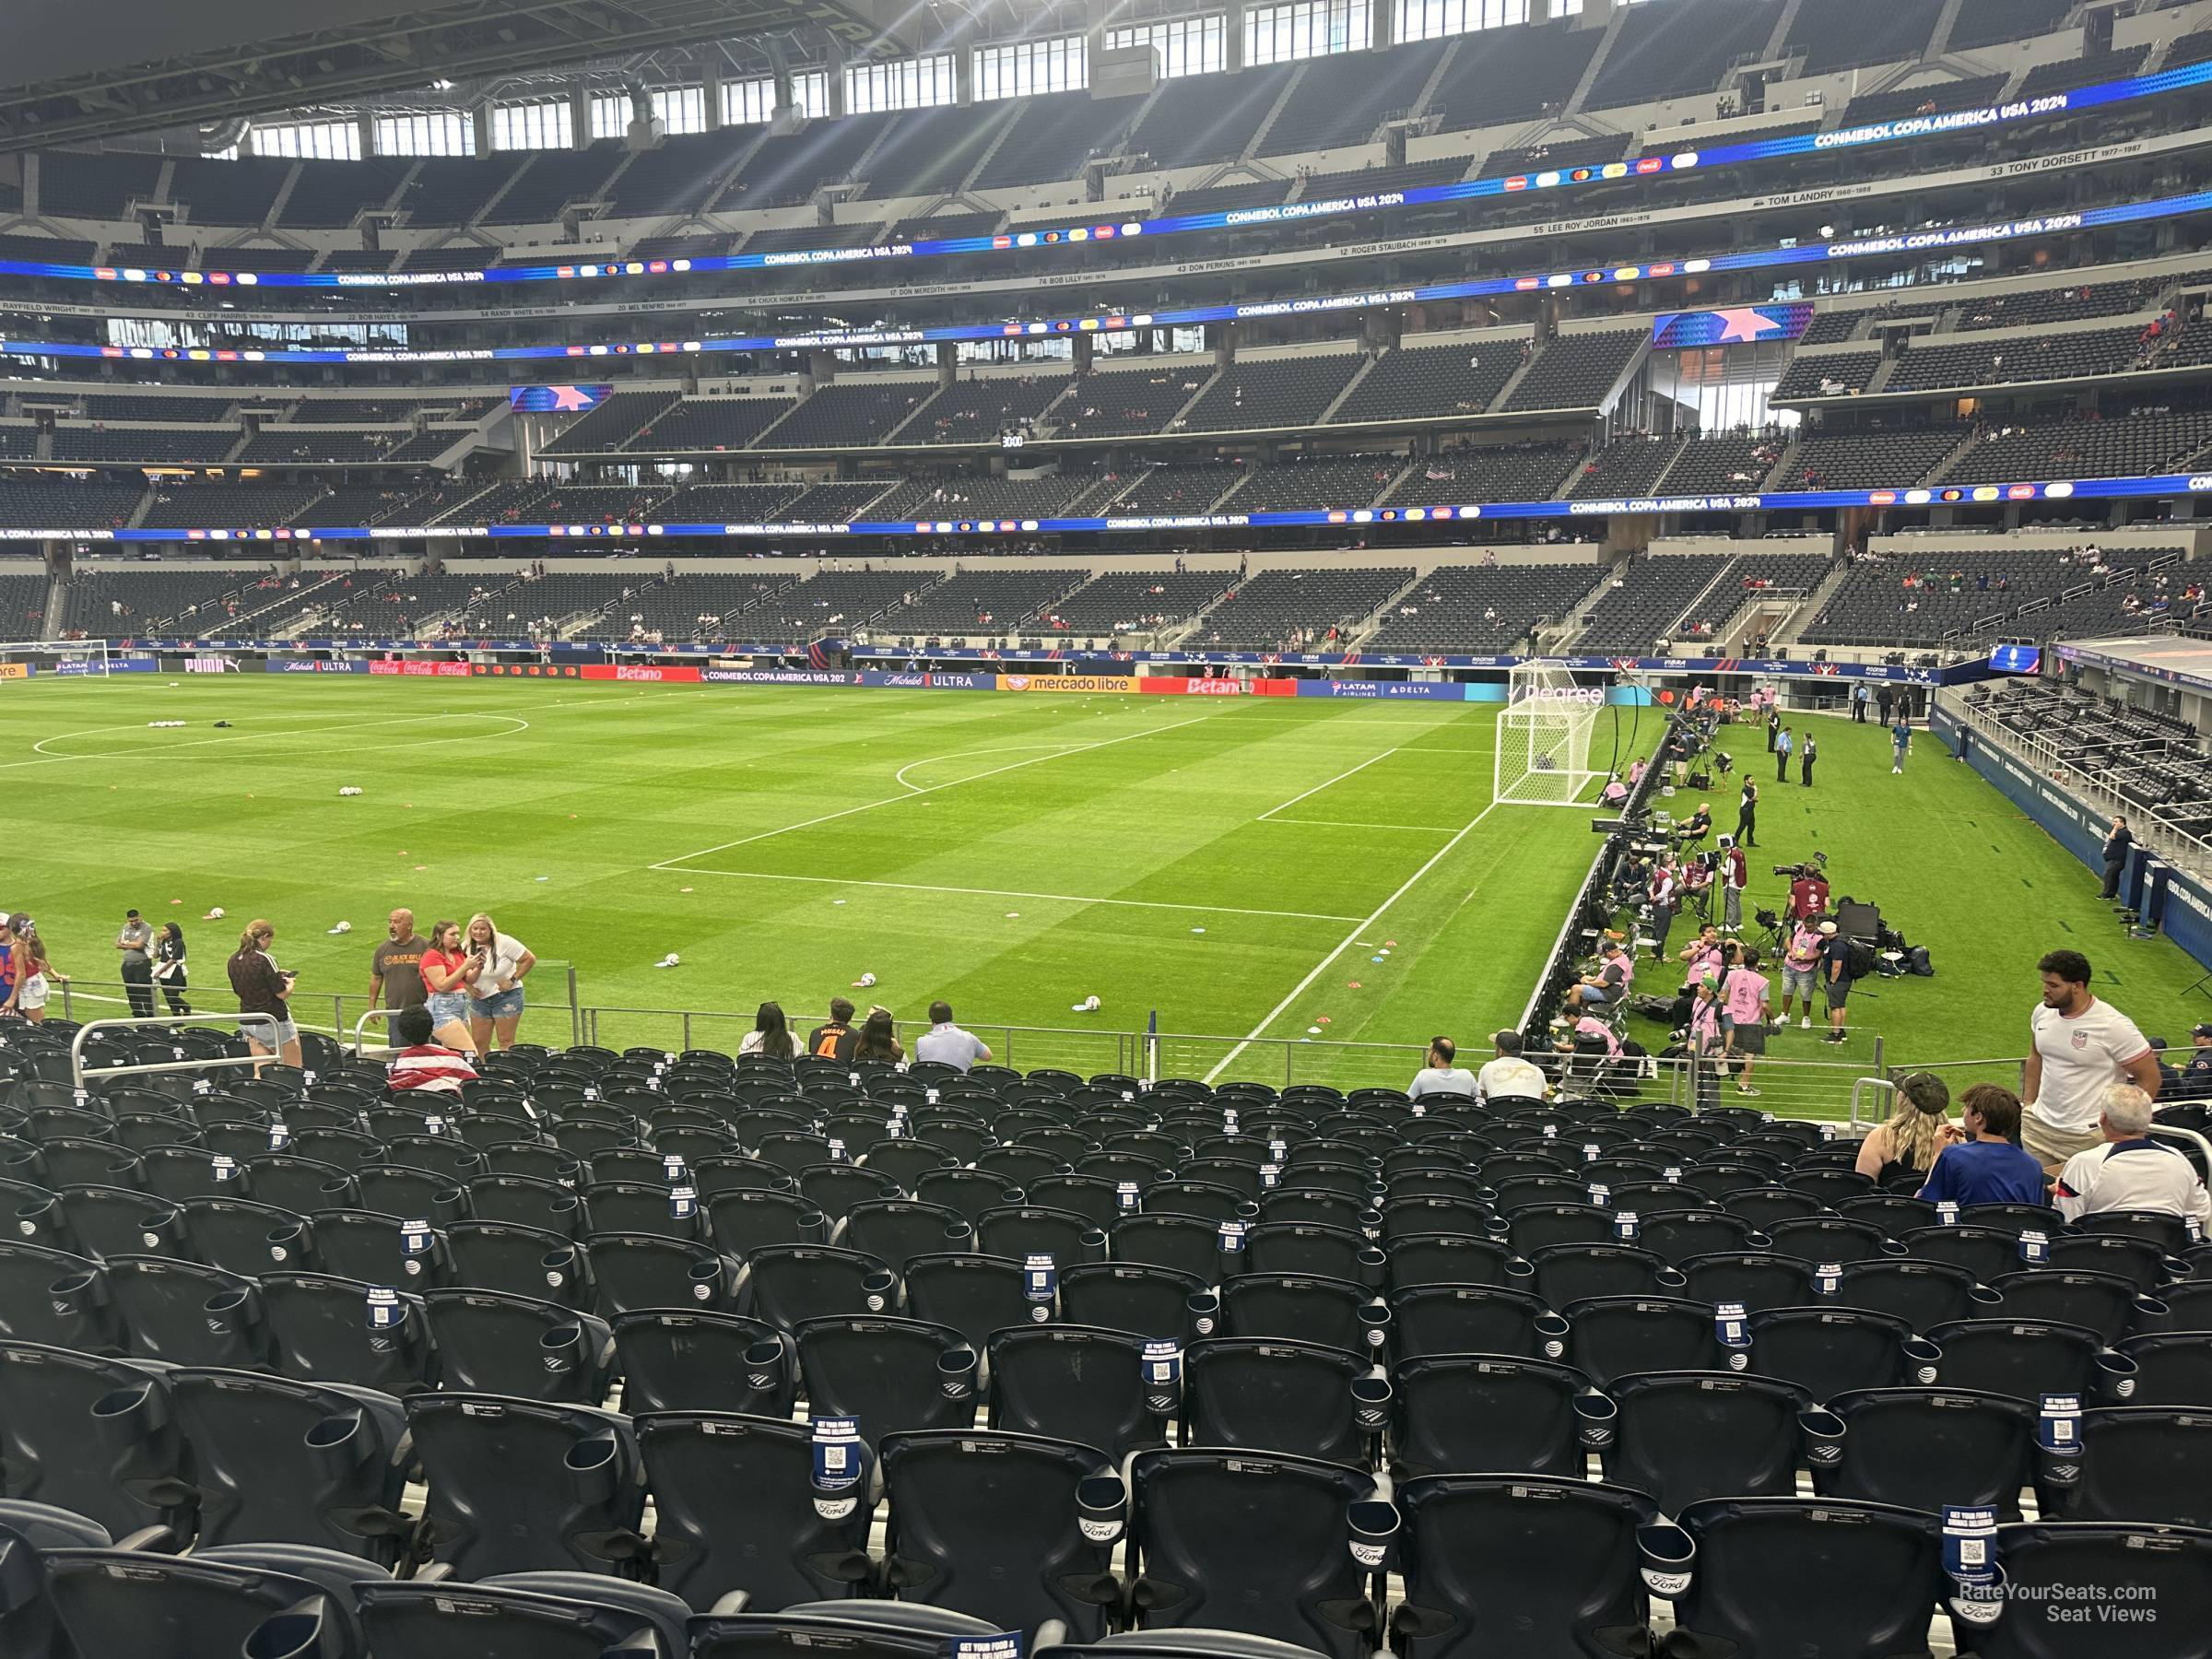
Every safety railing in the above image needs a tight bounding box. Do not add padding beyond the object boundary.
[575,1006,1146,1077]
[56,963,583,1049]
[69,1014,285,1090]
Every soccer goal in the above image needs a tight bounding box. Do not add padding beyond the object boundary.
[0,640,112,679]
[1493,662,1606,806]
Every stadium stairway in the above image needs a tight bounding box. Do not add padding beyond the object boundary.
[1760,0,1806,64]
[1243,67,1311,160]
[1316,357,1377,427]
[1562,5,1632,116]
[1771,558,1854,646]
[1926,0,1967,58]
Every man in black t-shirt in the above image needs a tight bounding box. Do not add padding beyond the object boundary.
[2100,816,2134,900]
[369,908,430,1014]
[808,996,857,1061]
[1817,921,1854,1044]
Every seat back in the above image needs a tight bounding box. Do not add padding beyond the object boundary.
[1182,1338,1371,1466]
[1388,1353,1594,1480]
[420,1288,615,1405]
[1600,1371,1812,1516]
[985,1325,1166,1464]
[610,1311,794,1418]
[1810,1386,2035,1515]
[406,1394,646,1579]
[792,1317,978,1447]
[0,1342,191,1541]
[1668,1498,1942,1659]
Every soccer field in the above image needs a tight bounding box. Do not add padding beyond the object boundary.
[0,676,1644,1084]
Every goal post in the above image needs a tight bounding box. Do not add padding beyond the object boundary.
[1493,662,1606,807]
[0,640,112,679]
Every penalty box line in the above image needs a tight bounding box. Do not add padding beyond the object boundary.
[657,867,1362,924]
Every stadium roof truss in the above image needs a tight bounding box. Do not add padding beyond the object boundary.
[0,0,887,152]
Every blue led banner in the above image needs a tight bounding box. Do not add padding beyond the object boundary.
[0,466,2205,546]
[7,193,2206,371]
[1,60,2207,292]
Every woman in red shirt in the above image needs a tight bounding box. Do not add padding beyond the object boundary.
[418,919,477,1054]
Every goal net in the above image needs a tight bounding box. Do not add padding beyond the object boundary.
[0,640,112,680]
[1494,663,1606,807]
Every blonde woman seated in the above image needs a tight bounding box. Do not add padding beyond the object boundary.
[1855,1070,1957,1185]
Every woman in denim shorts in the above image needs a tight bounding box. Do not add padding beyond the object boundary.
[418,920,477,1053]
[463,912,536,1053]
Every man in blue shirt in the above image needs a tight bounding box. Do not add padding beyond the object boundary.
[1919,1084,2047,1206]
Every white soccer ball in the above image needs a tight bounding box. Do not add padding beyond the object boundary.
[206,906,226,919]
[327,921,352,935]
[857,972,877,988]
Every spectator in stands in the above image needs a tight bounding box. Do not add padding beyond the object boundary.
[418,920,478,1054]
[2,916,61,1024]
[461,912,535,1053]
[1800,732,1817,787]
[227,918,300,1070]
[1855,1071,1953,1183]
[1890,717,1912,775]
[1776,915,1823,1030]
[808,997,857,1061]
[1407,1037,1477,1100]
[2171,1023,2212,1101]
[151,922,189,1016]
[108,908,156,1018]
[1574,940,1631,1006]
[2024,949,2161,1174]
[741,1001,800,1060]
[369,908,429,1020]
[852,1006,904,1064]
[1818,919,1853,1043]
[1477,1030,1547,1103]
[1720,946,1769,1095]
[915,1000,992,1072]
[1735,779,1759,849]
[385,1005,478,1098]
[0,914,15,1014]
[2053,1083,2210,1227]
[1774,726,1793,783]
[1917,1084,2046,1206]
[2100,815,2134,901]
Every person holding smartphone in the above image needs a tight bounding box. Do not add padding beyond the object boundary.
[227,918,300,1069]
[418,919,478,1053]
[462,912,535,1053]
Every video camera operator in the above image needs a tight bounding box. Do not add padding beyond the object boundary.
[1782,857,1830,924]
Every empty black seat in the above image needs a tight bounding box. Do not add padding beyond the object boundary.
[259,1272,434,1394]
[986,1324,1167,1462]
[611,1309,794,1417]
[1389,1284,1559,1361]
[1600,1371,1817,1514]
[1382,1234,1513,1291]
[102,1254,272,1369]
[1393,1474,1656,1659]
[1832,1256,1987,1330]
[1742,1305,1922,1397]
[1560,1295,1714,1385]
[421,1288,616,1404]
[2116,1330,2212,1406]
[164,1366,415,1561]
[353,1574,690,1659]
[19,1545,358,1659]
[1182,1337,1375,1465]
[1060,1262,1206,1338]
[1653,1498,1942,1658]
[0,1341,191,1541]
[880,1429,1124,1637]
[793,1316,977,1446]
[406,1393,647,1578]
[1928,1319,2120,1403]
[747,1245,895,1330]
[1810,1386,2036,1515]
[902,1253,1036,1349]
[1951,1520,2212,1659]
[1218,1273,1376,1356]
[1126,1447,1384,1659]
[2051,1406,2212,1527]
[636,1410,875,1612]
[1388,1353,1597,1479]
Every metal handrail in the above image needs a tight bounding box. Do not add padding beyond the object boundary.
[69,1014,284,1089]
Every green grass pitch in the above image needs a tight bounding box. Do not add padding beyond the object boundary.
[0,675,2202,1097]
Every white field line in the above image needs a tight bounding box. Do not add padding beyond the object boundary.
[1260,818,1461,832]
[662,868,1360,923]
[891,742,1100,794]
[0,711,531,771]
[1253,747,1400,822]
[1201,797,1506,1083]
[650,714,1214,872]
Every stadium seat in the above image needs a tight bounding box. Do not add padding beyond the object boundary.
[1645,1498,1943,1658]
[1928,1319,2133,1403]
[1392,1474,1655,1659]
[1181,1337,1378,1465]
[747,1245,897,1331]
[792,1316,978,1445]
[353,1574,689,1659]
[985,1324,1166,1461]
[162,1366,414,1560]
[0,1342,192,1542]
[2114,1331,2212,1406]
[1560,1295,1717,1385]
[1388,1353,1600,1479]
[633,1411,875,1612]
[0,1243,118,1351]
[1947,1521,2212,1659]
[1599,1371,1821,1513]
[1808,1385,2037,1514]
[259,1272,434,1394]
[610,1309,794,1417]
[2045,1406,2212,1527]
[101,1255,273,1369]
[406,1393,647,1578]
[1741,1305,1926,1397]
[879,1429,1124,1637]
[1985,1269,2147,1343]
[1060,1262,1207,1338]
[582,1231,742,1318]
[1125,1448,1385,1658]
[444,1219,594,1308]
[1832,1257,1992,1330]
[901,1252,1037,1349]
[420,1288,615,1404]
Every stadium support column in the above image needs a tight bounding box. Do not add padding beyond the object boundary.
[702,62,724,129]
[937,341,959,389]
[825,40,849,118]
[471,101,493,158]
[357,113,377,158]
[1371,0,1394,53]
[1073,333,1095,373]
[569,85,593,148]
